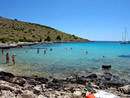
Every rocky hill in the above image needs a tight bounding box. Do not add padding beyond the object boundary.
[0,16,89,43]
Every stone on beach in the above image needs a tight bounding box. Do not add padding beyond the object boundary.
[0,71,130,98]
[102,65,111,70]
[73,91,82,98]
[118,85,130,94]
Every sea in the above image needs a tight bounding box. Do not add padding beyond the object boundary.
[0,41,130,81]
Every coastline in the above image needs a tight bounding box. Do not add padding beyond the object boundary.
[0,71,129,98]
[0,40,93,49]
[0,41,130,97]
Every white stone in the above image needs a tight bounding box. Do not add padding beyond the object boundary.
[73,91,82,98]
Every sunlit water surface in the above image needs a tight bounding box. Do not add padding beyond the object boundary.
[0,42,130,81]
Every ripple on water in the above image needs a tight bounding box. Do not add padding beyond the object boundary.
[0,42,130,81]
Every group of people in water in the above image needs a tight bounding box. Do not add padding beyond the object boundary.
[37,48,52,54]
[37,47,88,55]
[3,47,89,66]
[6,53,17,65]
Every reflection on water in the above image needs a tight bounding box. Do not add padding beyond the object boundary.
[0,42,130,81]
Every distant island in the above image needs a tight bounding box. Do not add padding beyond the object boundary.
[0,16,90,43]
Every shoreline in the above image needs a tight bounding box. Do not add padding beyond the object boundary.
[0,41,93,49]
[0,71,129,98]
[0,41,130,97]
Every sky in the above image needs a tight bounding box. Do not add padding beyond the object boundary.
[0,0,130,41]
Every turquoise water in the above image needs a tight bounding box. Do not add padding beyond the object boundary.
[0,42,130,80]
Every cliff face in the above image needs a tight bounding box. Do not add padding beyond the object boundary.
[0,17,89,43]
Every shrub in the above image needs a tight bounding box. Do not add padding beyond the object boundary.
[74,36,78,39]
[45,36,51,41]
[14,40,19,43]
[48,31,50,34]
[56,35,61,40]
[24,31,27,33]
[10,39,19,43]
[19,38,33,42]
[0,37,9,43]
[72,35,78,39]
[28,29,32,33]
[32,35,36,38]
[38,38,42,42]
[19,39,24,42]
[21,28,24,31]
[26,39,33,42]
[23,37,26,40]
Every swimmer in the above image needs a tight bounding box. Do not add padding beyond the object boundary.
[86,51,88,54]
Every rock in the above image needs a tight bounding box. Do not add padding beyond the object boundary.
[73,91,82,98]
[102,65,111,70]
[35,77,48,84]
[67,76,77,83]
[33,89,41,95]
[0,85,14,92]
[0,71,129,97]
[12,77,26,86]
[0,71,15,78]
[38,95,45,98]
[0,71,15,82]
[52,78,65,84]
[22,94,34,98]
[103,72,112,81]
[76,76,87,84]
[118,85,130,94]
[15,90,22,94]
[86,74,97,80]
[45,82,63,90]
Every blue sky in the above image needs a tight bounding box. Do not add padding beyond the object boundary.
[0,0,130,41]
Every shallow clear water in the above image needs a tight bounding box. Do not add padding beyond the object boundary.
[0,42,130,80]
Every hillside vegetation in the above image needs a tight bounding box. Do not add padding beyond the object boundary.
[0,17,89,43]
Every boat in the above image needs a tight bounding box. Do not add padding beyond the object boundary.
[119,55,130,58]
[120,27,130,44]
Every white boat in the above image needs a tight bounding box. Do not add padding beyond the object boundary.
[120,27,130,44]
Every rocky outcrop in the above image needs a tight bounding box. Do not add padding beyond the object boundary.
[0,71,130,98]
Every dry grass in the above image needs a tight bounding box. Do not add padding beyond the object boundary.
[0,17,89,43]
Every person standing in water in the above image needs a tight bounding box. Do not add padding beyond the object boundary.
[12,54,17,65]
[44,50,46,54]
[50,48,52,51]
[2,49,4,54]
[37,48,39,53]
[6,53,9,64]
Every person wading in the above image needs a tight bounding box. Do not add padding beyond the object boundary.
[12,54,17,65]
[6,53,9,64]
